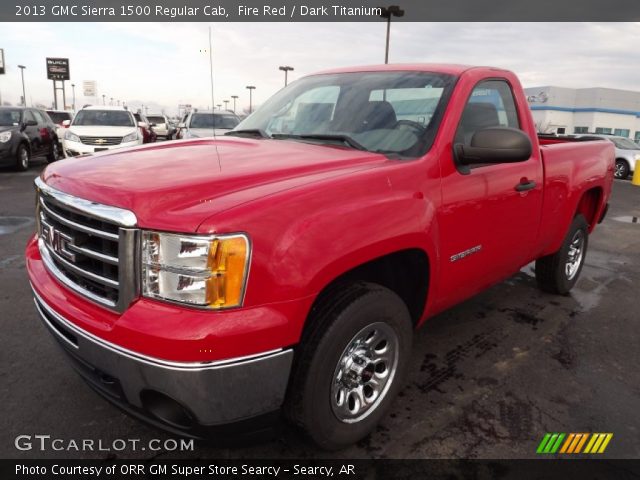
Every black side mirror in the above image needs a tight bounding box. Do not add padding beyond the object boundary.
[23,119,38,128]
[454,127,532,173]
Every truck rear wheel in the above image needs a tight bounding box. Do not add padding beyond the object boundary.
[535,214,589,295]
[285,282,413,450]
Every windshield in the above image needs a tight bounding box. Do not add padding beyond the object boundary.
[236,71,455,157]
[611,137,639,150]
[0,109,22,126]
[147,116,165,124]
[190,113,239,129]
[73,110,134,127]
[47,111,72,124]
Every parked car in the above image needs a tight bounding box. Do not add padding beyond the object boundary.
[178,111,240,138]
[27,64,613,449]
[46,110,74,158]
[146,114,175,140]
[573,133,639,179]
[62,106,142,156]
[0,106,61,170]
[133,112,157,144]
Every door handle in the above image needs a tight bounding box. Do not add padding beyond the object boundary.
[515,180,536,192]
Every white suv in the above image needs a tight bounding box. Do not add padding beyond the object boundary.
[574,133,640,179]
[63,106,142,156]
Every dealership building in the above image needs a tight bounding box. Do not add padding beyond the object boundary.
[523,86,640,142]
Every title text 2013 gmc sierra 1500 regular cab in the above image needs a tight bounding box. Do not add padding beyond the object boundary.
[26,64,614,449]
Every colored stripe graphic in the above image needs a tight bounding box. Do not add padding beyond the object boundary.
[538,433,613,454]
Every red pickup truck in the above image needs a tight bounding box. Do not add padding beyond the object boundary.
[26,64,614,449]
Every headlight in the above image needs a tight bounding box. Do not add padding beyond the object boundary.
[142,231,250,309]
[64,130,80,142]
[0,131,11,143]
[183,129,197,139]
[123,131,138,143]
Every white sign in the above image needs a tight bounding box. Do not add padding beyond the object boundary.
[83,80,97,97]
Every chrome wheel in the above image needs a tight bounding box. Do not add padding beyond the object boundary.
[565,230,585,280]
[19,147,29,169]
[614,160,628,179]
[331,322,399,423]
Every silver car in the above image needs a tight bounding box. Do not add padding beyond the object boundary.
[179,111,240,139]
[574,134,639,179]
[146,114,174,140]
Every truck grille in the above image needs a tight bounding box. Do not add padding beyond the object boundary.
[79,136,123,146]
[35,178,139,312]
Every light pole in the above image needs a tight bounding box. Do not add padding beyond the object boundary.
[110,97,114,106]
[380,5,404,64]
[17,65,26,106]
[279,66,294,86]
[216,104,222,110]
[246,86,256,114]
[231,95,238,114]
[223,100,229,111]
[71,83,76,111]
[102,94,106,105]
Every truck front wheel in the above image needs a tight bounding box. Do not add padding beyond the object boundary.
[285,282,413,450]
[535,214,589,294]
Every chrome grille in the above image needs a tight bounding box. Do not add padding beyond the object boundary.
[35,178,139,312]
[79,136,123,146]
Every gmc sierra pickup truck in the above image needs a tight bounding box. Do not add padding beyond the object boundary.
[26,64,614,450]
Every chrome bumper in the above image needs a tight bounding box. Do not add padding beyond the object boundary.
[32,289,294,428]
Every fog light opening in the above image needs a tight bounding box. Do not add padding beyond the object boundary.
[140,390,195,429]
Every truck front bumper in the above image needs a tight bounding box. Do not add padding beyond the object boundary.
[32,288,294,437]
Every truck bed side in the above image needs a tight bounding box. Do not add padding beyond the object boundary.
[534,138,614,258]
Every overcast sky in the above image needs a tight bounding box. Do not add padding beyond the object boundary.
[1,22,639,114]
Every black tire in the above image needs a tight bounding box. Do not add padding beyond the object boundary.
[285,282,413,450]
[16,143,30,171]
[614,159,630,179]
[535,214,589,294]
[46,139,61,163]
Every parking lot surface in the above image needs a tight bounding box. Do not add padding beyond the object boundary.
[1,157,639,459]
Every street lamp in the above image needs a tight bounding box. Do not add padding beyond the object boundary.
[216,104,222,110]
[246,86,256,114]
[71,83,76,112]
[110,97,114,106]
[231,95,238,114]
[279,66,294,86]
[223,100,229,111]
[380,5,404,64]
[17,65,26,106]
[102,94,106,105]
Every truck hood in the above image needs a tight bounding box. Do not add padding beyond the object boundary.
[67,125,138,137]
[42,137,388,232]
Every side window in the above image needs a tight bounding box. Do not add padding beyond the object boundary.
[23,110,36,124]
[32,110,46,125]
[455,80,520,146]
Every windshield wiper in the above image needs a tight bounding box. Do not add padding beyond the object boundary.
[224,129,270,138]
[271,133,367,151]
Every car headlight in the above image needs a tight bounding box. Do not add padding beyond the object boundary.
[142,231,250,309]
[64,130,80,143]
[123,131,138,143]
[0,131,11,143]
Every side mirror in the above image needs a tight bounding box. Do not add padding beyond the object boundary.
[24,119,38,127]
[62,120,71,127]
[455,127,532,169]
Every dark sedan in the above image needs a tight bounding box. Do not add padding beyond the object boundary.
[0,107,61,171]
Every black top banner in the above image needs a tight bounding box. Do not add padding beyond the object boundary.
[4,0,640,22]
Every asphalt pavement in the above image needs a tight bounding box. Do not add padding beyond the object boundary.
[1,154,639,460]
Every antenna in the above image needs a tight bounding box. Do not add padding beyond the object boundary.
[208,26,221,171]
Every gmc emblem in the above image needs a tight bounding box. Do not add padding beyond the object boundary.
[42,222,76,262]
